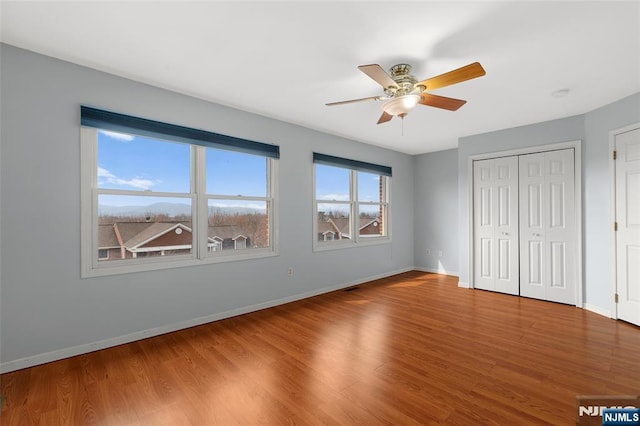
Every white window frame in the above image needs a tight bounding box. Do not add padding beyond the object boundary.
[313,165,391,252]
[81,127,279,278]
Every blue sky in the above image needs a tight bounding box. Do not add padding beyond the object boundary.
[98,130,190,194]
[315,164,349,201]
[357,171,383,202]
[206,149,266,196]
[98,130,267,208]
[315,164,382,202]
[98,130,383,209]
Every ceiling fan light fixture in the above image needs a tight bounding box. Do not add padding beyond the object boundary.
[382,94,420,116]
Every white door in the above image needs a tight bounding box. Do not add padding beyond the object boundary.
[615,126,640,326]
[473,156,519,295]
[519,149,576,304]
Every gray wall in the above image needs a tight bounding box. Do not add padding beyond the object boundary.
[0,44,414,368]
[455,93,640,313]
[413,149,458,274]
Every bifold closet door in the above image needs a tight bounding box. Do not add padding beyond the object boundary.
[519,149,576,305]
[473,156,519,295]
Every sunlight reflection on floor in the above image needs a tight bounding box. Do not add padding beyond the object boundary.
[345,299,371,305]
[388,280,424,288]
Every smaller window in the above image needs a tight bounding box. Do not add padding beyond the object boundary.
[98,249,109,260]
[313,153,390,250]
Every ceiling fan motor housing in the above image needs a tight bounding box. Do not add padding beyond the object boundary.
[385,64,425,98]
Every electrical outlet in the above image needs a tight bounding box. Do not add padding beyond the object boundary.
[287,267,294,276]
[426,249,431,255]
[439,251,443,257]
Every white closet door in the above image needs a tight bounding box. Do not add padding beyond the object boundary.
[519,149,576,304]
[474,159,495,291]
[473,156,519,295]
[615,127,640,326]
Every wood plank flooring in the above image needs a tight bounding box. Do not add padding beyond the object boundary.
[1,271,639,424]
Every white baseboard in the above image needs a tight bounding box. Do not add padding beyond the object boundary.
[457,281,470,288]
[0,267,414,374]
[583,303,611,319]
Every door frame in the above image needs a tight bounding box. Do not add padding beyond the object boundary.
[467,140,583,307]
[609,122,640,319]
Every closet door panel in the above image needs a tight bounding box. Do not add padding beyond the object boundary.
[474,159,496,291]
[545,149,575,304]
[519,149,576,304]
[494,156,519,295]
[519,153,546,300]
[473,157,519,295]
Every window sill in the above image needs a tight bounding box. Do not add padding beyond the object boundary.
[82,249,278,278]
[313,237,391,253]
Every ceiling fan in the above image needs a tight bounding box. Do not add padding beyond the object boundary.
[326,62,486,124]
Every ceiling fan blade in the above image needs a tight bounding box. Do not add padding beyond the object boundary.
[326,96,382,106]
[419,93,467,111]
[358,64,399,89]
[377,111,393,124]
[416,62,486,91]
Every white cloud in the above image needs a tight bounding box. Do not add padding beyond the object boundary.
[97,167,115,178]
[318,193,350,201]
[119,178,156,190]
[98,166,155,190]
[98,130,134,142]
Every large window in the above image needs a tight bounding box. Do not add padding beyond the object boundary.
[81,107,278,277]
[313,153,390,249]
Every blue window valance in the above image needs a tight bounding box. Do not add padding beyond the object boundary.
[81,106,279,158]
[313,152,392,177]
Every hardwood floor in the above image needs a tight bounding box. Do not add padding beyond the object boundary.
[1,271,639,425]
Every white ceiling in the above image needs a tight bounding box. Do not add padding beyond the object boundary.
[2,1,639,155]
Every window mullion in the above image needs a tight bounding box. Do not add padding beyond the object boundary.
[351,169,358,244]
[194,146,207,259]
[268,157,278,253]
